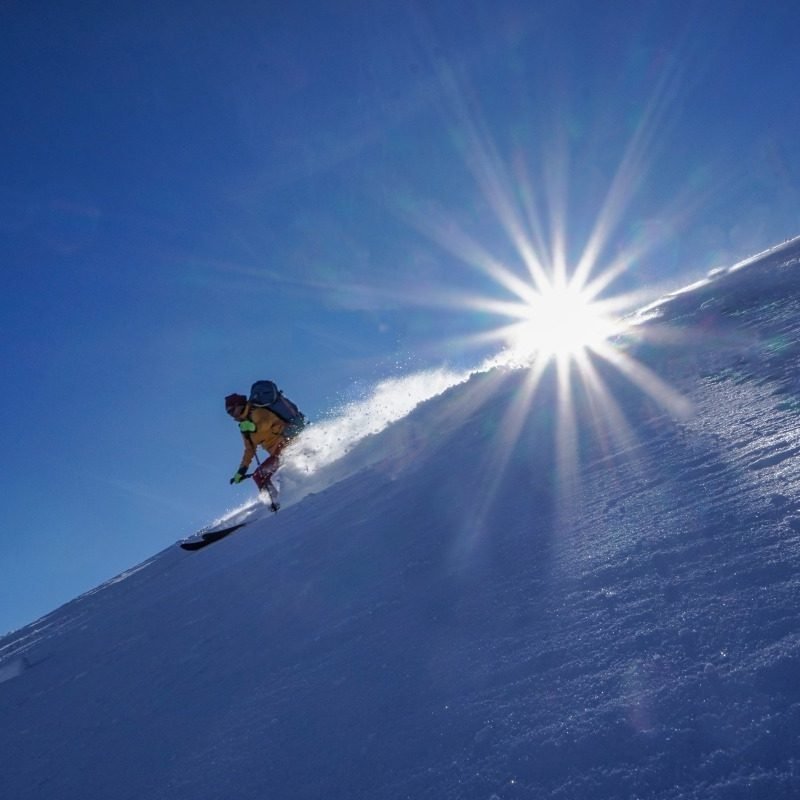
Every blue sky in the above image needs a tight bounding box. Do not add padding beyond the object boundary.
[2,0,799,635]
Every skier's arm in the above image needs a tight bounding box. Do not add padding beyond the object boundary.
[239,433,256,472]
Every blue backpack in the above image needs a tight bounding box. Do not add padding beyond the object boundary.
[249,380,306,436]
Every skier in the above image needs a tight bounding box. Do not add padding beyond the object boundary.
[225,383,305,510]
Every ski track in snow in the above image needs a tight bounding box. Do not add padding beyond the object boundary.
[2,238,800,798]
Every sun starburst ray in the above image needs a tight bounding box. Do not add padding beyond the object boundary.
[593,343,692,419]
[571,348,642,463]
[553,356,581,502]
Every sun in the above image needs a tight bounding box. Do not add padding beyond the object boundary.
[506,279,619,363]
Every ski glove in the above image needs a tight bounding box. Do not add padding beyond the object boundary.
[238,420,256,433]
[230,467,247,485]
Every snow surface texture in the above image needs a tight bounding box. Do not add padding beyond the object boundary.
[3,240,800,799]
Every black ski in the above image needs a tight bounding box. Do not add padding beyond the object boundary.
[179,523,247,551]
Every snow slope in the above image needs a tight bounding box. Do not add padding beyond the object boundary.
[2,240,800,799]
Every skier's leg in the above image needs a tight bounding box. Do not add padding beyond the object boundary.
[261,451,281,480]
[261,441,286,511]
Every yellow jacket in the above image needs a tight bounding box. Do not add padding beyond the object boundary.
[234,405,288,471]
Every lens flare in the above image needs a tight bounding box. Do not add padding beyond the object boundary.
[379,55,702,544]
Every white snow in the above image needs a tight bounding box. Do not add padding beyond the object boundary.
[2,241,800,798]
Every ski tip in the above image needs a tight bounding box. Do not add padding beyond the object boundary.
[179,539,208,551]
